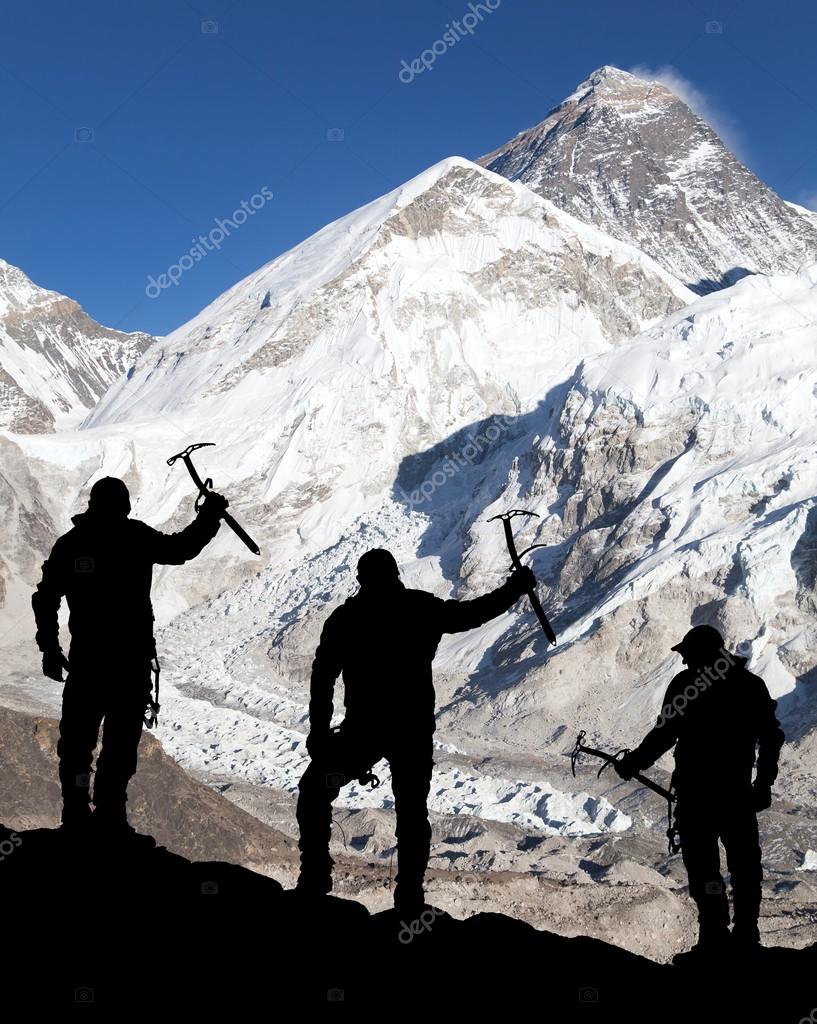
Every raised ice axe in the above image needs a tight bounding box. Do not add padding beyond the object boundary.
[488,508,556,645]
[167,442,261,556]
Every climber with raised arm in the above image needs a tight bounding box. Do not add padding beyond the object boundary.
[32,476,227,842]
[296,548,536,918]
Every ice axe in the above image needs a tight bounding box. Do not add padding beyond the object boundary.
[167,442,261,556]
[488,509,556,645]
[571,730,680,853]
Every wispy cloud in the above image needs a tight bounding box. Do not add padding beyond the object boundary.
[796,190,817,213]
[629,64,747,161]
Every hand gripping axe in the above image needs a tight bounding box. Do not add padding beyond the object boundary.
[571,731,680,853]
[167,442,261,556]
[488,508,556,645]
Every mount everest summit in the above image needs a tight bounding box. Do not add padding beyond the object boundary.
[0,66,815,955]
[479,65,817,294]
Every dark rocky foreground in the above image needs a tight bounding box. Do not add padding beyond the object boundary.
[0,823,813,1018]
[0,705,813,1016]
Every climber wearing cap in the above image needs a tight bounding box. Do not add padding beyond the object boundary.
[296,547,536,917]
[614,623,784,956]
[32,476,228,842]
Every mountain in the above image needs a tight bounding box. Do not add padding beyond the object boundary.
[0,259,154,433]
[2,117,816,957]
[2,155,691,844]
[440,265,817,795]
[478,66,817,294]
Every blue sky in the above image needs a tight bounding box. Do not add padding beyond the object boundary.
[1,0,815,336]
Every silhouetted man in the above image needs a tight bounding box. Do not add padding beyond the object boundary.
[614,624,784,955]
[32,476,227,840]
[296,548,536,916]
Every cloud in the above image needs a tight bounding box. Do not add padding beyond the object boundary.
[796,190,817,213]
[629,64,747,160]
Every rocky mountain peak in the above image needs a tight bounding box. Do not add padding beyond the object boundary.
[479,66,817,294]
[0,259,155,433]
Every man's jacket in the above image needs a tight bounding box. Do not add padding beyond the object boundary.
[627,654,784,799]
[308,576,527,736]
[32,509,221,663]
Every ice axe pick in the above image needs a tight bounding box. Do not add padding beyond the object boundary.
[488,508,556,645]
[166,442,261,556]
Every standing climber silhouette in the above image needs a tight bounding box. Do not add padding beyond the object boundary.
[296,548,536,917]
[31,476,227,842]
[614,624,784,956]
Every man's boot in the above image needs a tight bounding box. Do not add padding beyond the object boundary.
[731,922,761,951]
[92,803,155,849]
[731,898,762,951]
[393,878,426,921]
[295,857,334,899]
[673,919,731,965]
[59,799,93,840]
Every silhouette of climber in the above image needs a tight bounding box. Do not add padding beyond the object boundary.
[296,548,536,916]
[614,624,784,955]
[32,476,227,841]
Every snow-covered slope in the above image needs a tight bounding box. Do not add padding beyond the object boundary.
[75,156,690,596]
[479,66,817,294]
[140,263,817,827]
[437,266,817,786]
[0,259,154,432]
[2,145,815,854]
[2,156,694,836]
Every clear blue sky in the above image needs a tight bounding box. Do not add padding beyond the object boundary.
[2,0,815,336]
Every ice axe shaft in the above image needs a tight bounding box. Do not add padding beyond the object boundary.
[167,442,260,556]
[571,730,680,854]
[571,731,675,803]
[488,509,556,645]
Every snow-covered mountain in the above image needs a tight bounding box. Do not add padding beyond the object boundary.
[2,155,692,835]
[1,87,815,943]
[0,259,154,432]
[479,66,817,294]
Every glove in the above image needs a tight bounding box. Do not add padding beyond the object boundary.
[42,649,69,682]
[306,731,330,758]
[613,752,638,781]
[508,565,536,597]
[752,780,772,812]
[198,491,229,518]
